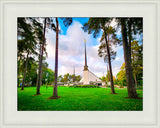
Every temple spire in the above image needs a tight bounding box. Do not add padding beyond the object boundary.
[84,39,88,70]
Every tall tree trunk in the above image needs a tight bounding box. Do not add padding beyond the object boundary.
[104,31,115,94]
[36,18,47,95]
[36,69,39,87]
[121,18,138,98]
[128,19,132,62]
[21,52,29,90]
[40,47,43,87]
[36,46,41,87]
[107,35,110,83]
[53,17,59,97]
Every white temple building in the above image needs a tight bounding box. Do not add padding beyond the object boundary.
[80,70,104,85]
[80,39,105,86]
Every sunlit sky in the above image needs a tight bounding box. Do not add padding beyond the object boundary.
[45,18,124,77]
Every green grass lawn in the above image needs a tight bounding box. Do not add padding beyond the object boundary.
[18,86,143,111]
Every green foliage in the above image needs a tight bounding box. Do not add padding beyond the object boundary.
[131,41,143,87]
[25,62,38,86]
[18,87,143,111]
[58,73,81,83]
[115,18,143,37]
[114,78,119,85]
[18,60,54,87]
[98,26,121,63]
[106,85,111,88]
[60,18,73,27]
[18,18,38,57]
[58,75,63,82]
[116,63,127,87]
[115,40,143,88]
[42,68,54,85]
[105,69,110,82]
[17,17,74,92]
[63,73,71,83]
[83,18,112,38]
[17,18,43,89]
[75,75,81,82]
[69,85,100,88]
[100,76,106,82]
[136,85,143,90]
[116,49,143,87]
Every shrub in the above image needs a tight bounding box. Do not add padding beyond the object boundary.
[43,85,53,87]
[136,86,143,90]
[58,86,67,87]
[69,85,100,88]
[106,85,110,88]
[119,85,124,88]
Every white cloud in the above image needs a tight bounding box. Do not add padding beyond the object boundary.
[110,18,117,28]
[45,29,56,59]
[110,18,122,37]
[45,20,124,78]
[115,57,120,61]
[87,45,106,76]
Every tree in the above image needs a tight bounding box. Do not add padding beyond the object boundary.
[32,18,44,88]
[113,76,116,83]
[36,18,55,95]
[17,18,37,90]
[18,59,54,87]
[106,69,110,82]
[52,17,59,98]
[83,18,116,94]
[63,73,70,84]
[98,26,120,63]
[100,76,106,85]
[98,26,120,86]
[25,62,38,87]
[58,75,64,82]
[75,75,81,82]
[36,18,47,95]
[57,73,81,84]
[42,66,54,85]
[131,41,143,87]
[118,18,142,98]
[116,41,143,88]
[116,63,126,87]
[120,18,136,98]
[51,18,72,99]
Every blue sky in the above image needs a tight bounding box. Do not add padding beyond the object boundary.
[45,18,124,77]
[59,18,89,35]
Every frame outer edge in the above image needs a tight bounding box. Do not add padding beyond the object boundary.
[0,0,160,128]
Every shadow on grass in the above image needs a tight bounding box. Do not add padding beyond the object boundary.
[110,93,118,94]
[48,96,60,100]
[32,94,42,96]
[125,97,142,99]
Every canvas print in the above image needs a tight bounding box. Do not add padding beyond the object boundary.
[17,17,143,111]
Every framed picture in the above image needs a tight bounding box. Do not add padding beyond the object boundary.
[0,0,160,128]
